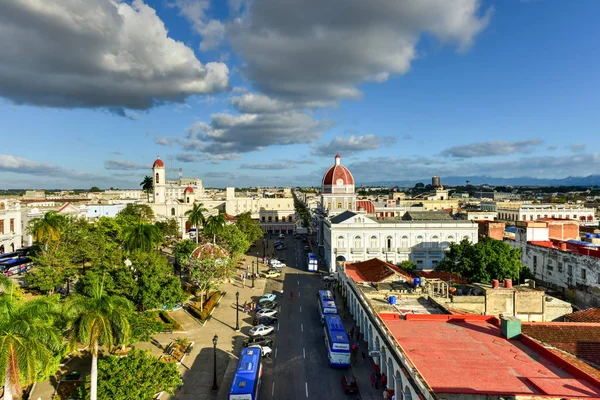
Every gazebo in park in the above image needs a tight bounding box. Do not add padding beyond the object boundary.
[189,243,229,262]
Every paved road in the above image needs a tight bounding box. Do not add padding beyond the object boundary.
[259,235,355,400]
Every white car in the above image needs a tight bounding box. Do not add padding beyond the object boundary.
[323,274,337,282]
[258,293,277,304]
[257,308,278,318]
[248,344,273,357]
[249,324,275,337]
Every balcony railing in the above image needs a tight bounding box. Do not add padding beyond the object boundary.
[351,248,365,254]
[367,248,379,254]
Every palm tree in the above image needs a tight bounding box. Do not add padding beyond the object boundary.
[66,277,133,400]
[204,213,226,244]
[0,278,62,400]
[140,175,153,201]
[30,211,65,245]
[122,222,164,252]
[185,203,207,244]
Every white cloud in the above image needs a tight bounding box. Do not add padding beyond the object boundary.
[570,143,586,153]
[240,162,297,170]
[104,159,151,170]
[0,0,228,112]
[228,0,492,103]
[311,134,392,156]
[441,139,543,158]
[0,154,101,181]
[170,0,226,51]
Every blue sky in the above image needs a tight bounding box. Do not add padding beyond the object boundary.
[0,0,599,189]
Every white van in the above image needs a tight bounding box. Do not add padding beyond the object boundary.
[278,233,285,239]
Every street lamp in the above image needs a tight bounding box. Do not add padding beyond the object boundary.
[212,334,218,391]
[252,260,255,289]
[235,291,240,331]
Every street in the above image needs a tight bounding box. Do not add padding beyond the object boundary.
[258,235,361,400]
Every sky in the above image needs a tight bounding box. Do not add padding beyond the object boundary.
[0,0,599,189]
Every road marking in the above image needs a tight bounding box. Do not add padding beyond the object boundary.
[305,382,308,397]
[272,381,275,395]
[297,280,300,285]
[300,306,302,312]
[277,323,280,331]
[301,323,304,332]
[303,348,306,358]
[298,292,301,298]
[275,347,278,358]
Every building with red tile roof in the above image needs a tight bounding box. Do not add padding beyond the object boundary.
[345,258,413,283]
[564,308,600,323]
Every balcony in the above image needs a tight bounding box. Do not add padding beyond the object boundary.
[367,248,379,254]
[351,248,364,254]
[335,248,347,253]
[382,248,394,253]
[397,247,411,253]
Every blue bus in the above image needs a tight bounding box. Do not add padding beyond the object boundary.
[318,290,338,322]
[1,257,34,276]
[323,315,351,367]
[307,252,318,272]
[229,347,263,400]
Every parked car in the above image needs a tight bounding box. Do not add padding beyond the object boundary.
[261,270,281,278]
[273,241,284,246]
[322,274,337,282]
[249,324,275,336]
[304,246,310,251]
[259,293,277,304]
[252,316,278,326]
[261,300,278,310]
[341,375,359,394]
[248,344,273,357]
[257,308,278,318]
[278,233,285,239]
[243,336,274,348]
[275,245,287,250]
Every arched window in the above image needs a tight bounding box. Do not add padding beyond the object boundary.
[337,236,345,249]
[401,235,409,248]
[354,236,362,248]
[9,243,14,252]
[386,236,393,249]
[186,197,190,203]
[155,173,159,184]
[0,245,4,254]
[370,236,377,248]
[416,235,424,246]
[171,207,176,216]
[431,235,439,242]
[462,235,470,242]
[447,235,455,243]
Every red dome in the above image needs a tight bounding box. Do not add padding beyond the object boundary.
[184,186,194,194]
[322,154,354,186]
[153,156,165,168]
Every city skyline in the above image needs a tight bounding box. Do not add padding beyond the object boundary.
[1,0,599,189]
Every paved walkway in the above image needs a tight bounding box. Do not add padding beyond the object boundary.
[31,247,274,399]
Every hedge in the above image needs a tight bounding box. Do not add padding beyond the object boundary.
[158,311,183,332]
[187,291,222,323]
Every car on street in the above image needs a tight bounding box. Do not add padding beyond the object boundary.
[249,324,275,336]
[260,270,281,278]
[248,344,273,357]
[342,375,359,394]
[258,293,277,304]
[274,241,284,246]
[257,308,278,318]
[261,300,278,309]
[304,245,310,251]
[275,245,287,250]
[322,274,337,282]
[278,233,285,239]
[252,316,278,326]
[243,336,274,348]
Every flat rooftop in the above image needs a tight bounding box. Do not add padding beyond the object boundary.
[380,315,600,397]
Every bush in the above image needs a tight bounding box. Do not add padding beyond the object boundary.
[158,310,183,332]
[187,291,222,322]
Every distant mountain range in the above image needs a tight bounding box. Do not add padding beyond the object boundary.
[361,175,600,188]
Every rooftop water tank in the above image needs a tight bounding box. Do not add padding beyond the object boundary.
[388,295,397,305]
[596,234,600,239]
[413,277,422,287]
[586,233,593,239]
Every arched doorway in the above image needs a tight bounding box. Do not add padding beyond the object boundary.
[336,255,346,262]
[0,245,4,254]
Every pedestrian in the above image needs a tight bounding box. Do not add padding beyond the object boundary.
[383,389,390,400]
[242,301,247,311]
[362,350,366,362]
[242,277,245,288]
[380,373,387,390]
[370,372,376,388]
[375,371,381,389]
[290,291,294,300]
[244,304,249,313]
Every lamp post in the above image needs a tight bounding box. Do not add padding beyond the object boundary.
[235,291,240,331]
[252,259,255,289]
[212,334,218,391]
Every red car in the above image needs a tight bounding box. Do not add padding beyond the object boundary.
[342,375,359,394]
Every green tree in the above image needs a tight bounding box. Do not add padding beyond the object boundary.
[155,219,179,238]
[28,211,66,245]
[140,175,154,201]
[399,260,417,272]
[185,203,207,244]
[218,224,250,257]
[122,222,164,252]
[67,278,133,400]
[235,212,264,244]
[79,349,180,400]
[173,239,197,265]
[204,213,226,244]
[90,186,101,192]
[0,282,63,400]
[28,242,75,294]
[436,237,525,283]
[116,204,155,226]
[188,253,233,304]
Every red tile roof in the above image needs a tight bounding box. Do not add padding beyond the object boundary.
[414,271,468,284]
[565,308,600,323]
[521,323,600,365]
[355,200,375,213]
[345,258,411,283]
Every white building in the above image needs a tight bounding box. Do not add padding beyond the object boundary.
[86,204,127,220]
[224,188,296,233]
[0,200,22,254]
[508,221,600,309]
[315,155,478,272]
[497,203,596,226]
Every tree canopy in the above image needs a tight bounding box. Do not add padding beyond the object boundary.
[218,224,250,257]
[436,237,526,283]
[235,212,263,244]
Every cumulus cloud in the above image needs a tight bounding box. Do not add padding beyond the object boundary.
[104,159,151,170]
[229,0,492,103]
[311,134,393,156]
[0,0,228,112]
[169,0,226,51]
[441,139,543,158]
[175,152,240,163]
[570,143,586,153]
[240,162,297,170]
[181,111,332,155]
[0,154,101,181]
